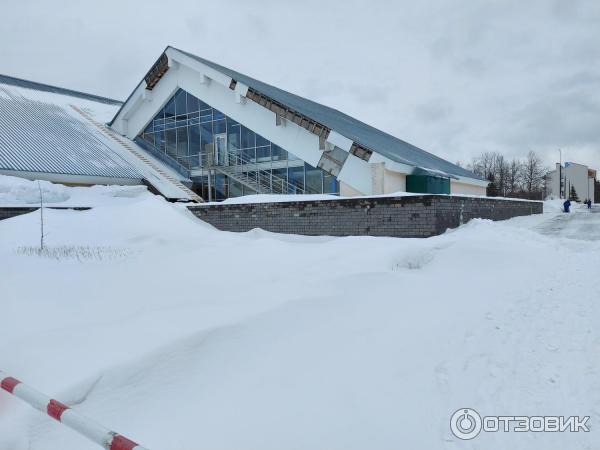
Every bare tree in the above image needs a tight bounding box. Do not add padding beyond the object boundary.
[522,151,546,194]
[494,154,509,196]
[506,159,522,195]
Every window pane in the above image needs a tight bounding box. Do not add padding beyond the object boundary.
[198,98,210,111]
[323,173,338,194]
[214,119,226,135]
[213,108,225,120]
[187,92,199,113]
[227,116,238,128]
[155,129,165,151]
[256,145,270,162]
[188,125,201,157]
[272,144,287,161]
[272,168,287,192]
[305,163,323,193]
[165,129,177,158]
[214,174,228,200]
[177,127,188,157]
[256,133,269,147]
[201,121,213,156]
[229,179,243,198]
[288,166,305,193]
[175,90,187,116]
[164,97,176,119]
[228,125,240,152]
[242,147,256,162]
[240,126,255,148]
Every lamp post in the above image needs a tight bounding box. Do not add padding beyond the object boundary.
[558,149,562,199]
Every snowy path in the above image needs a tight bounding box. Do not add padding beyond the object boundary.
[0,188,599,450]
[536,205,600,241]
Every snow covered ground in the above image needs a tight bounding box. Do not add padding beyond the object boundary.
[0,178,599,450]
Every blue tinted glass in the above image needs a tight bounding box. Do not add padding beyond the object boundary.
[214,174,228,200]
[305,162,323,193]
[256,145,270,161]
[138,88,336,198]
[199,109,212,122]
[164,97,176,118]
[165,129,177,158]
[241,126,255,148]
[228,125,240,152]
[271,145,287,161]
[198,98,210,111]
[323,173,338,194]
[256,134,269,147]
[155,129,164,150]
[143,133,154,146]
[175,90,187,116]
[187,92,199,113]
[288,166,305,193]
[201,121,213,154]
[188,125,201,156]
[176,127,188,157]
[242,147,256,162]
[214,119,226,135]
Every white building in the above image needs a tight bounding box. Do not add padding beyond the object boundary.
[110,47,488,201]
[547,162,596,202]
[0,46,488,202]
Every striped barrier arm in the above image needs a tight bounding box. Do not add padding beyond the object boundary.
[0,370,149,450]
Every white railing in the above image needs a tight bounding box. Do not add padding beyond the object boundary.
[200,147,318,195]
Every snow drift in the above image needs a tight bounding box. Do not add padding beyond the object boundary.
[0,176,598,450]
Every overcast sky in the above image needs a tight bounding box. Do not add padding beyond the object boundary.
[1,0,598,169]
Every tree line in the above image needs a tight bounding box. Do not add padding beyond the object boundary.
[460,151,548,200]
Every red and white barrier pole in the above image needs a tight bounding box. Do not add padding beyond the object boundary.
[0,370,149,450]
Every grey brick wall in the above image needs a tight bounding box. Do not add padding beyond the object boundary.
[0,207,91,221]
[188,195,542,238]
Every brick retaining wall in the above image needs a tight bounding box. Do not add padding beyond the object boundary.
[188,195,542,238]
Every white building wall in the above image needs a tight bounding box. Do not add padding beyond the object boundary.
[339,182,364,197]
[383,169,406,193]
[450,180,487,196]
[562,163,595,202]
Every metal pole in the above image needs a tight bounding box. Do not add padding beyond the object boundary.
[0,370,149,450]
[558,149,562,199]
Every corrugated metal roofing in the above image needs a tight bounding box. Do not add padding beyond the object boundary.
[173,47,482,181]
[0,74,122,106]
[0,84,140,179]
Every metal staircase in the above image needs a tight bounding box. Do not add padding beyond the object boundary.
[70,105,203,203]
[201,146,317,195]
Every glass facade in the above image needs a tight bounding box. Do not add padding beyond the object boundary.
[139,88,339,201]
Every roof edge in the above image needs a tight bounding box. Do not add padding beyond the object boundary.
[0,73,122,106]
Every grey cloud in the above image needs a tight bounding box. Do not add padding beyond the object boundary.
[0,0,597,170]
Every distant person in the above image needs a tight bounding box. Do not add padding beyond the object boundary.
[564,199,571,213]
[588,199,592,209]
